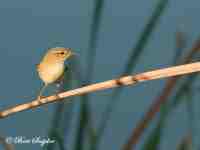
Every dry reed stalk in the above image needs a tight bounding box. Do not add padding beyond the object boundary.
[123,38,200,150]
[0,62,200,119]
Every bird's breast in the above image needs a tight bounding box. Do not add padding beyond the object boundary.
[37,63,64,84]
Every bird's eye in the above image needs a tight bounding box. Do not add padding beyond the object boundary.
[60,52,65,55]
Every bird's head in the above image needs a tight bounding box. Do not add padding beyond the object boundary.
[43,47,74,63]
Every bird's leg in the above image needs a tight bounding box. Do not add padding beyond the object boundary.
[55,78,64,98]
[37,84,48,101]
[37,84,50,113]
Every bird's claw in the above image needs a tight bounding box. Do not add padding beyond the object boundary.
[37,96,45,102]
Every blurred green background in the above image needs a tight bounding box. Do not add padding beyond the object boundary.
[0,0,200,150]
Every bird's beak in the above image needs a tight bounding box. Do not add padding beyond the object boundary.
[65,48,79,59]
[71,51,79,57]
[65,50,72,59]
[72,52,76,56]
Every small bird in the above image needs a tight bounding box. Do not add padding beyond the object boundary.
[37,47,73,100]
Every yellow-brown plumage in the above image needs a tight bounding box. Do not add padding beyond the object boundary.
[37,47,73,99]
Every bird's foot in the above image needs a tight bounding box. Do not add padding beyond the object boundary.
[37,96,45,103]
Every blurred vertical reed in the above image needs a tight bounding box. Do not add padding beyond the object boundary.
[93,0,169,149]
[140,28,187,150]
[73,59,92,150]
[0,136,14,150]
[141,32,199,149]
[141,105,167,150]
[176,133,192,150]
[173,27,187,64]
[171,74,196,149]
[123,36,200,150]
[74,0,104,150]
[44,66,74,150]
